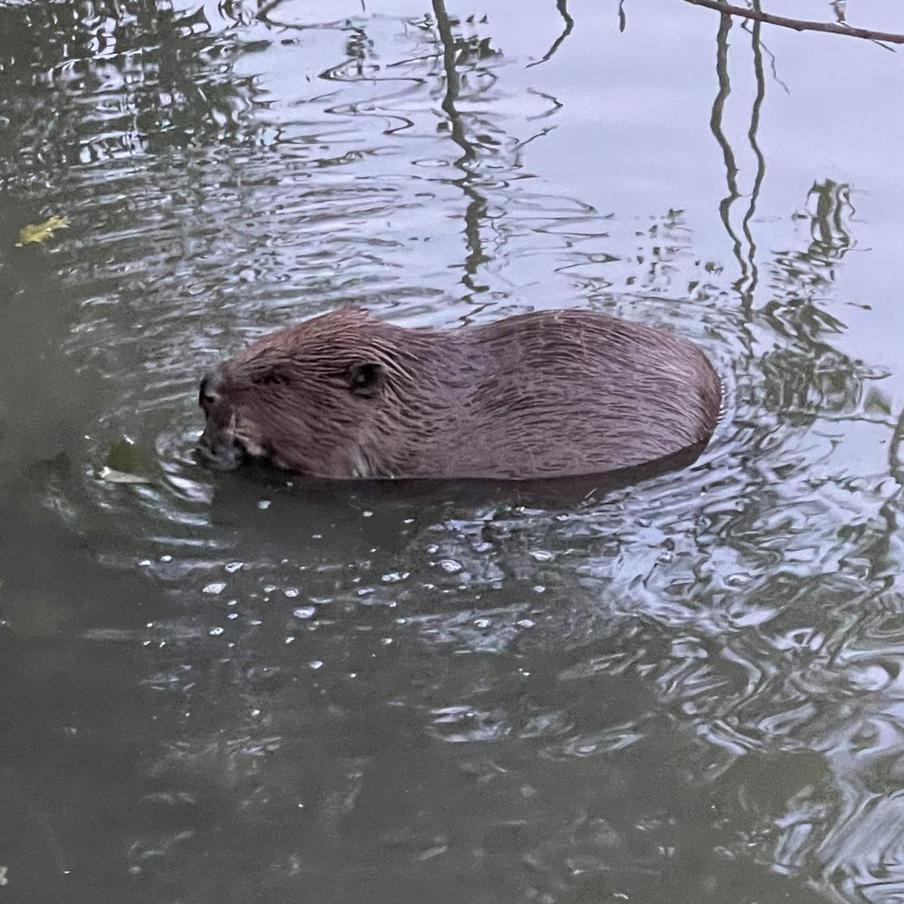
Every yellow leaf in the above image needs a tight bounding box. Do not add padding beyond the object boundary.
[15,215,70,247]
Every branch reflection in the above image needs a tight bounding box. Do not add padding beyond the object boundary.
[431,0,491,292]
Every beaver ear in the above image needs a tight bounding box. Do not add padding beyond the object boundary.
[347,362,385,398]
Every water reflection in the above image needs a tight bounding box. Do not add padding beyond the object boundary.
[432,0,492,288]
[0,1,903,902]
[527,0,574,68]
[709,12,745,286]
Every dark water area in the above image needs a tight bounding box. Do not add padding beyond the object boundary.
[1,1,903,901]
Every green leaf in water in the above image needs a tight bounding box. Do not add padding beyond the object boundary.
[106,437,156,472]
[99,437,158,485]
[15,215,70,247]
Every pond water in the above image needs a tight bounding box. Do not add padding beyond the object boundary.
[1,1,903,901]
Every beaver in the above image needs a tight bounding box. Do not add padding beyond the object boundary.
[198,306,721,480]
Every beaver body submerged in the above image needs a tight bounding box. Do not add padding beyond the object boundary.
[198,306,721,480]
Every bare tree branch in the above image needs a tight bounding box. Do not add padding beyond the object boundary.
[683,0,904,45]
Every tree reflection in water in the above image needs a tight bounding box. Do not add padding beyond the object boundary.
[0,2,901,903]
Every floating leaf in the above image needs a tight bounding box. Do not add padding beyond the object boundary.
[106,437,156,473]
[99,438,158,485]
[15,215,70,247]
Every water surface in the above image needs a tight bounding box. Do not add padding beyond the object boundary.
[1,1,903,902]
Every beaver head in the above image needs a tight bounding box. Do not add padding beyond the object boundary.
[197,307,432,477]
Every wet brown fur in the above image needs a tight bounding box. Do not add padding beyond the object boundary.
[198,306,722,479]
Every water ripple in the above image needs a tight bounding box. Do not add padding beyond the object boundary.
[1,2,903,902]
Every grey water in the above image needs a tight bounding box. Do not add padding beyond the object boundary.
[1,1,903,902]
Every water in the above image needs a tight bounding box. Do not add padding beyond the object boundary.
[1,1,903,901]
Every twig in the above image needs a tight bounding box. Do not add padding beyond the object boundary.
[683,0,904,44]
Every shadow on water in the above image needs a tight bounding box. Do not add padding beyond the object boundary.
[0,1,903,903]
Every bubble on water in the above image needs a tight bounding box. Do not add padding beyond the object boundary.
[530,550,553,562]
[203,582,226,595]
[293,606,316,619]
[208,626,224,636]
[257,499,271,510]
[284,587,300,598]
[382,572,408,583]
[439,559,463,574]
[225,562,243,573]
[309,660,324,670]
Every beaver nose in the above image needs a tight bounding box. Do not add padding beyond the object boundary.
[199,370,221,407]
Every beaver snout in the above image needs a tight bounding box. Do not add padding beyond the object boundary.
[197,428,247,471]
[197,369,247,470]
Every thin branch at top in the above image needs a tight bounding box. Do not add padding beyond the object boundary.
[683,0,904,45]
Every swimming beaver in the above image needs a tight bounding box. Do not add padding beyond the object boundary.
[198,306,721,479]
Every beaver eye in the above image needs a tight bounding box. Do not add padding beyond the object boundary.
[252,370,287,387]
[347,362,384,398]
